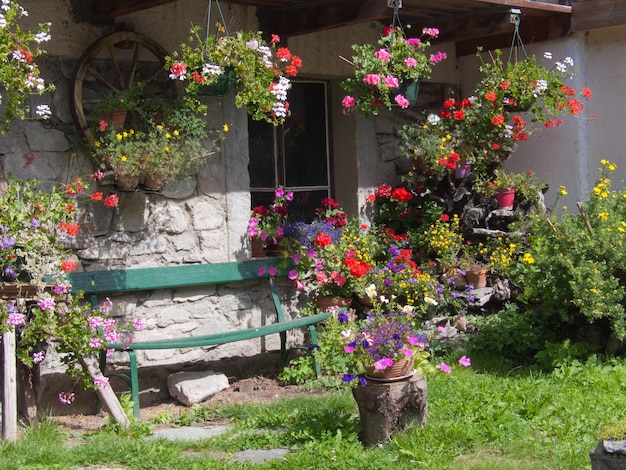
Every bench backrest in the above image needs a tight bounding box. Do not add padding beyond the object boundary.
[66,258,282,295]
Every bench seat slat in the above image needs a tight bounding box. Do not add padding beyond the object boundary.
[109,312,332,351]
[67,258,281,294]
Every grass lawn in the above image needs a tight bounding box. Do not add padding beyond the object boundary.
[1,356,625,469]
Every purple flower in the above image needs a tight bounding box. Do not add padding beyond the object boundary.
[288,269,298,280]
[52,284,68,295]
[38,297,56,312]
[342,373,356,383]
[7,312,25,326]
[337,312,349,323]
[93,375,110,389]
[33,351,45,364]
[58,392,75,405]
[268,266,278,276]
[358,377,368,387]
[0,235,15,249]
[4,267,16,278]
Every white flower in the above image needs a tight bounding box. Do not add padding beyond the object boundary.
[35,104,51,119]
[555,61,566,73]
[0,15,5,28]
[202,63,222,75]
[533,79,548,96]
[564,56,574,67]
[401,305,415,315]
[1,1,9,12]
[340,329,352,340]
[424,296,438,306]
[427,113,440,125]
[543,51,553,60]
[364,283,377,298]
[35,31,51,43]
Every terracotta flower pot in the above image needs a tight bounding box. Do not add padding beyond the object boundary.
[250,238,266,258]
[465,269,488,289]
[142,174,167,191]
[316,295,352,311]
[115,174,140,191]
[364,358,415,381]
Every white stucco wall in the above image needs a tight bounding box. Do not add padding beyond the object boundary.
[457,29,621,212]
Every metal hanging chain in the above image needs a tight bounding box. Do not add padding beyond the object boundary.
[204,0,230,42]
[507,8,528,64]
[389,0,406,36]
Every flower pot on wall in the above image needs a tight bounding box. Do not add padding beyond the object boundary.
[250,238,266,258]
[454,160,471,179]
[465,269,488,289]
[316,295,352,311]
[100,109,127,132]
[115,174,140,191]
[496,188,515,210]
[142,174,167,191]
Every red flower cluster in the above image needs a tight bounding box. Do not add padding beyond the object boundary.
[315,232,333,248]
[315,197,347,227]
[390,187,413,203]
[344,256,371,278]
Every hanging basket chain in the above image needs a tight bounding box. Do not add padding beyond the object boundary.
[204,0,230,43]
[507,9,528,64]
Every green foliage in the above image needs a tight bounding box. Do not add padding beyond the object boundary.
[166,25,303,125]
[279,354,316,385]
[341,25,446,116]
[0,1,54,132]
[4,361,626,469]
[506,160,626,341]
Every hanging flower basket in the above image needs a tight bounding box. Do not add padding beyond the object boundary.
[197,67,235,97]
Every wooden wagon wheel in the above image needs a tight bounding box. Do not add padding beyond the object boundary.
[70,30,174,142]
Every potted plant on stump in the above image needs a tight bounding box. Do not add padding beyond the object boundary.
[336,303,430,446]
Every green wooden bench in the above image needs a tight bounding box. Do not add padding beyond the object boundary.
[66,258,330,418]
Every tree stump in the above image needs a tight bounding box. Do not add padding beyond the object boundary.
[351,373,427,446]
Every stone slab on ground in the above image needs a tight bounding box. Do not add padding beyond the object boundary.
[150,425,232,441]
[167,370,229,406]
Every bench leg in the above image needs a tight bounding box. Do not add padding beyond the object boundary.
[128,351,140,420]
[280,331,287,365]
[308,325,322,378]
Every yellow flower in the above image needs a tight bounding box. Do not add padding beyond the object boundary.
[121,155,127,162]
[223,124,229,132]
[115,133,123,140]
[94,141,101,148]
[601,159,608,165]
[165,133,171,139]
[173,130,179,136]
[559,185,568,196]
[609,163,617,171]
[598,211,609,221]
[522,253,535,264]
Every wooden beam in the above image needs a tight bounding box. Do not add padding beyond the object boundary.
[259,0,392,38]
[85,0,178,21]
[477,0,572,14]
[571,0,626,31]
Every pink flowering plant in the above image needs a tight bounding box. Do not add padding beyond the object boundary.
[247,186,293,245]
[0,175,125,404]
[341,26,446,116]
[0,0,54,132]
[338,309,431,386]
[166,25,303,125]
[16,292,146,404]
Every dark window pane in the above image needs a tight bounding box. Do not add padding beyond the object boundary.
[284,83,328,187]
[248,118,276,188]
